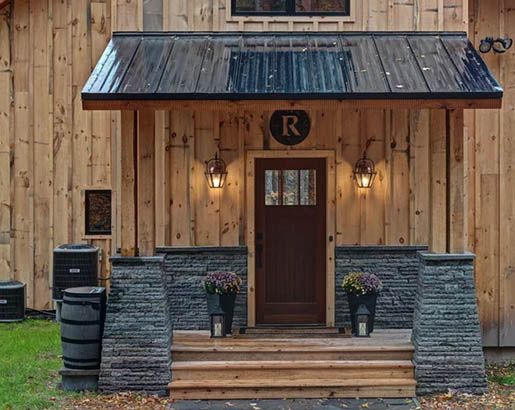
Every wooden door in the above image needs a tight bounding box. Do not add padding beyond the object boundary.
[255,158,326,325]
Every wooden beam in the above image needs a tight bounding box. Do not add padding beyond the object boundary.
[429,110,447,253]
[82,98,503,112]
[0,1,10,10]
[137,109,156,256]
[447,109,465,253]
[120,111,137,256]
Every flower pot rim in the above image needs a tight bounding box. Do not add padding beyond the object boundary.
[346,291,380,296]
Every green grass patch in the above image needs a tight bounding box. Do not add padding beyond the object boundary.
[489,362,515,386]
[0,319,82,409]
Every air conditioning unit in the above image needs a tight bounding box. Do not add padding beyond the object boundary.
[0,281,25,322]
[53,244,99,301]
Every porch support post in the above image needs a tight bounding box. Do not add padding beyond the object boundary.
[137,109,156,256]
[429,110,447,253]
[447,109,465,253]
[120,111,137,257]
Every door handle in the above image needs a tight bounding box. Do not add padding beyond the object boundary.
[256,243,263,269]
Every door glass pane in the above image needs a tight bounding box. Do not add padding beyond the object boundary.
[282,170,299,205]
[264,168,317,206]
[300,169,316,205]
[265,170,280,205]
[295,0,347,12]
[235,0,287,12]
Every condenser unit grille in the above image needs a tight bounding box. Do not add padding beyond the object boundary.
[53,244,99,300]
[0,281,25,322]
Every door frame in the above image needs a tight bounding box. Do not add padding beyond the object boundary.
[246,150,336,327]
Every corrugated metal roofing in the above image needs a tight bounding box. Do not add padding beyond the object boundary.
[82,32,503,101]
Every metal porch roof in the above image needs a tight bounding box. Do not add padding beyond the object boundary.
[82,31,502,104]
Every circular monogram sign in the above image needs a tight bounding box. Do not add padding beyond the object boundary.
[269,110,311,146]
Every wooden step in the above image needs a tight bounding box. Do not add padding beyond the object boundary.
[168,378,417,400]
[172,344,414,362]
[171,359,414,381]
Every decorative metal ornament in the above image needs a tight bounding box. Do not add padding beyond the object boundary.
[479,37,494,53]
[353,155,377,189]
[492,37,513,53]
[355,304,371,337]
[205,153,228,189]
[479,36,513,54]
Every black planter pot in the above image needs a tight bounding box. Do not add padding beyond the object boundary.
[347,292,378,335]
[206,292,237,334]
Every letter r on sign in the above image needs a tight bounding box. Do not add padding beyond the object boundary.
[282,115,301,137]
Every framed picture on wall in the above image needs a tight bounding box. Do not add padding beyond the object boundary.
[85,189,112,236]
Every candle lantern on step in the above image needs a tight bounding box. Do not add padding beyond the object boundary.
[210,312,226,338]
[355,304,371,337]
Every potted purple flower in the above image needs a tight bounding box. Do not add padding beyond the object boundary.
[342,272,383,335]
[203,271,242,335]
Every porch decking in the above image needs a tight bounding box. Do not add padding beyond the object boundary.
[169,329,416,400]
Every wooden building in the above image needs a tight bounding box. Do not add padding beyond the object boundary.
[0,0,514,397]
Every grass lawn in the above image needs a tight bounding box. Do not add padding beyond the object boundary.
[0,319,513,409]
[0,319,83,409]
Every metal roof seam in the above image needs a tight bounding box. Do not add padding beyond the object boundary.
[370,37,392,94]
[111,39,142,94]
[438,36,472,93]
[406,37,432,93]
[154,35,177,94]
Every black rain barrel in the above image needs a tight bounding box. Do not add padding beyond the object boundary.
[60,287,106,370]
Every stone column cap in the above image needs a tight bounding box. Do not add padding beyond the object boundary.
[417,251,475,261]
[110,254,166,265]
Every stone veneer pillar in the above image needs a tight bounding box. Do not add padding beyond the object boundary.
[412,252,487,395]
[99,256,172,395]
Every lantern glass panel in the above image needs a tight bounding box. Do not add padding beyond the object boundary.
[356,172,376,189]
[355,304,371,337]
[353,157,377,189]
[210,313,226,338]
[205,154,228,189]
[357,315,369,337]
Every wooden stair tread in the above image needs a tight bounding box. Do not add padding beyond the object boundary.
[169,378,417,389]
[172,359,414,370]
[169,330,416,400]
[172,344,414,352]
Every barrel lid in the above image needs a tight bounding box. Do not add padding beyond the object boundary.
[63,287,105,297]
[0,280,25,289]
[54,244,98,253]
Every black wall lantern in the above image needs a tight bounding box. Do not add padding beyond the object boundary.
[205,153,227,189]
[355,304,371,337]
[353,154,377,189]
[210,313,226,338]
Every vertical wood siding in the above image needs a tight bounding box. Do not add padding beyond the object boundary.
[1,0,513,348]
[0,0,116,309]
[156,107,445,250]
[469,0,515,347]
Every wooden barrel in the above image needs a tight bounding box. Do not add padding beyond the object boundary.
[61,287,106,370]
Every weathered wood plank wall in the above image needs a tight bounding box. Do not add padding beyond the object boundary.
[161,107,446,251]
[0,0,114,309]
[0,5,11,281]
[0,0,513,347]
[164,0,466,31]
[469,0,515,347]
